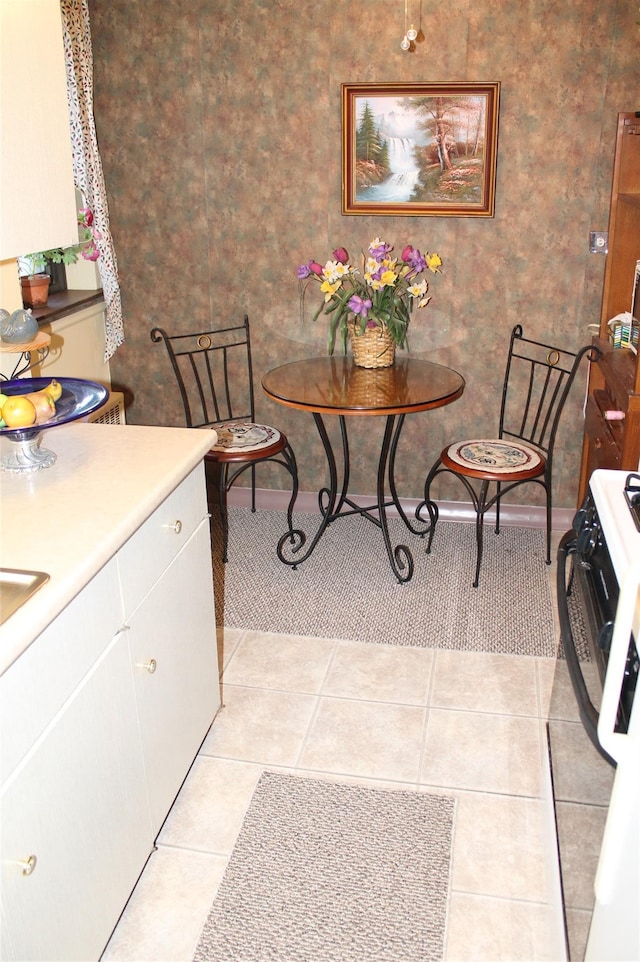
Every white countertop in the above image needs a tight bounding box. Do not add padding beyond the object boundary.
[0,423,216,675]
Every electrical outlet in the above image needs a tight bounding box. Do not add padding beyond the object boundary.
[589,231,608,254]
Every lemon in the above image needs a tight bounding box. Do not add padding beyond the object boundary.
[2,395,37,428]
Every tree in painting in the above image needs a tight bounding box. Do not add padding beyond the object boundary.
[406,95,486,204]
[354,101,390,190]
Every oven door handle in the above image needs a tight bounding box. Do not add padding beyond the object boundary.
[557,530,615,766]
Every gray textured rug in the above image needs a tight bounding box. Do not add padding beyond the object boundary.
[193,771,455,962]
[214,508,558,656]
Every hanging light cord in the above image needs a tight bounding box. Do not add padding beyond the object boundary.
[400,0,410,49]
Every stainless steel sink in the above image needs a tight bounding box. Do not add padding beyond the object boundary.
[0,568,50,626]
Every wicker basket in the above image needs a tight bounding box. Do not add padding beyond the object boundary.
[347,319,396,368]
[348,365,398,407]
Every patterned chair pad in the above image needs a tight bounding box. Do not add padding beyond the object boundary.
[212,422,281,453]
[445,439,543,475]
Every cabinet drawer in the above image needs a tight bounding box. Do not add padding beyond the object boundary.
[0,558,123,782]
[584,394,622,470]
[117,464,207,616]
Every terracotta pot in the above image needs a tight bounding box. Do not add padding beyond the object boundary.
[21,273,50,308]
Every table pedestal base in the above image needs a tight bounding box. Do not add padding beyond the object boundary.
[276,413,434,584]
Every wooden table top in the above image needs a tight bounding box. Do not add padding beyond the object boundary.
[262,356,465,417]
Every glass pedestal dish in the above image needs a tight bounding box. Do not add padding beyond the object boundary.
[0,378,108,474]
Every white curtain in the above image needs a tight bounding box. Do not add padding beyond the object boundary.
[60,0,124,360]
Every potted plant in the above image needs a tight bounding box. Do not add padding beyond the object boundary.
[297,237,442,368]
[19,208,101,308]
[19,251,53,308]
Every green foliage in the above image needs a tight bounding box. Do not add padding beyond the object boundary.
[355,101,389,170]
[22,245,80,277]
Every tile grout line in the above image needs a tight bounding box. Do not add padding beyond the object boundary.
[291,636,340,769]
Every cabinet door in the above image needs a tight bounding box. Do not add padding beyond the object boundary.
[0,558,123,783]
[128,520,220,834]
[0,634,152,962]
[0,0,77,259]
[0,902,16,962]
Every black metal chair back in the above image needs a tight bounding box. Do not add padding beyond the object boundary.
[150,316,298,561]
[499,325,589,460]
[151,317,257,430]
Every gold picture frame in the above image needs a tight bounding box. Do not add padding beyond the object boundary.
[342,82,500,217]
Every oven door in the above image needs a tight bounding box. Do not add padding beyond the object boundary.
[585,565,640,962]
[556,530,615,766]
[547,531,615,961]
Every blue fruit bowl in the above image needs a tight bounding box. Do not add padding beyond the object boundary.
[0,377,108,473]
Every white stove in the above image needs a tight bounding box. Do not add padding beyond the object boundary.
[590,469,640,584]
[581,469,640,962]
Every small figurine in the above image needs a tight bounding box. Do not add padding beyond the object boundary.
[0,307,39,344]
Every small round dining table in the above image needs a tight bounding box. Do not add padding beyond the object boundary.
[262,355,465,583]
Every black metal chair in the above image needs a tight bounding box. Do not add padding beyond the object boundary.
[417,324,600,587]
[150,316,298,561]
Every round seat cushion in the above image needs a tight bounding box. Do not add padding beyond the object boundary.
[444,439,543,475]
[212,421,281,453]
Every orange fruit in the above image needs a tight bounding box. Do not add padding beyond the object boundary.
[2,395,37,428]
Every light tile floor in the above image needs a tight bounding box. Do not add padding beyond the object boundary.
[101,570,569,962]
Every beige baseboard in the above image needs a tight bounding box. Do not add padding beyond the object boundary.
[226,486,576,533]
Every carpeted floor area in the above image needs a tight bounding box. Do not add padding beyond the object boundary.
[214,508,558,657]
[193,771,455,962]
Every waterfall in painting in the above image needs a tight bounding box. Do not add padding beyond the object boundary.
[357,137,419,203]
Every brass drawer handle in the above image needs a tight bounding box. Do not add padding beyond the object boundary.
[138,658,157,674]
[18,855,37,876]
[165,520,182,534]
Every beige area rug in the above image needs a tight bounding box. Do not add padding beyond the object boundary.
[193,771,455,962]
[214,508,558,656]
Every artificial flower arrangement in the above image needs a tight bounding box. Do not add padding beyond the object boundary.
[20,207,101,277]
[297,237,442,355]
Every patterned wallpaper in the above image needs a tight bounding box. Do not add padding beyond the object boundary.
[89,0,639,508]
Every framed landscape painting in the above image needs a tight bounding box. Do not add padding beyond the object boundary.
[342,82,500,217]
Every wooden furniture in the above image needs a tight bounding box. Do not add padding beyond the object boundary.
[0,426,219,962]
[262,355,465,584]
[0,330,51,379]
[579,112,640,503]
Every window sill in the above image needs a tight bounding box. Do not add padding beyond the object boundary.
[32,289,104,326]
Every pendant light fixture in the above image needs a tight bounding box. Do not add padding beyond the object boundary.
[400,0,419,52]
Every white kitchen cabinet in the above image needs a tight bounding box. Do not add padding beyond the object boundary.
[127,521,219,833]
[0,632,152,962]
[0,455,220,962]
[0,299,112,386]
[35,300,112,388]
[121,464,220,837]
[0,558,123,783]
[0,0,78,260]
